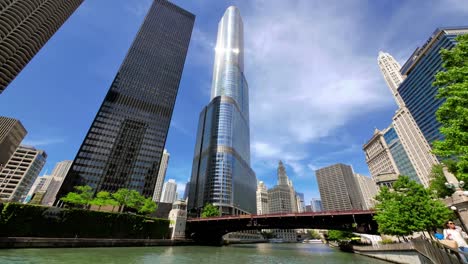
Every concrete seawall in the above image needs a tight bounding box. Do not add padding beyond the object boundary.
[0,237,194,249]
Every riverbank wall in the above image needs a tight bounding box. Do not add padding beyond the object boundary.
[352,239,465,264]
[0,237,194,249]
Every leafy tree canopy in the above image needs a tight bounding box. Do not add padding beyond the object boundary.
[308,230,321,239]
[138,197,158,215]
[429,165,455,198]
[90,191,118,209]
[201,203,220,218]
[327,230,353,241]
[60,185,94,207]
[433,34,468,181]
[374,176,453,236]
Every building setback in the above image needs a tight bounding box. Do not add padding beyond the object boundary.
[315,163,364,211]
[0,145,46,202]
[0,0,84,93]
[188,6,256,215]
[0,116,27,167]
[57,0,194,199]
[152,149,169,202]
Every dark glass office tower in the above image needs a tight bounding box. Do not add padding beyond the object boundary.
[188,6,256,215]
[0,0,84,94]
[398,27,468,145]
[57,0,194,199]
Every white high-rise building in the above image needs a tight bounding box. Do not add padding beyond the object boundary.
[256,181,269,215]
[41,160,72,206]
[363,128,400,179]
[378,52,405,107]
[392,108,438,187]
[376,51,438,188]
[152,149,170,202]
[161,179,177,204]
[24,175,53,203]
[0,145,47,202]
[354,174,379,210]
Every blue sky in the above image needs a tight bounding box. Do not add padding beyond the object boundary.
[0,0,467,204]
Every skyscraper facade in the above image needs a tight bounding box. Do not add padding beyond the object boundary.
[398,27,468,145]
[256,181,268,215]
[0,0,84,93]
[315,164,364,211]
[188,6,256,215]
[57,0,194,199]
[268,161,298,213]
[377,52,405,107]
[268,161,297,242]
[161,179,177,204]
[382,125,419,182]
[0,145,46,202]
[310,198,323,212]
[24,175,52,203]
[152,149,169,202]
[41,160,72,206]
[0,116,27,167]
[363,128,400,179]
[376,49,439,187]
[354,174,379,210]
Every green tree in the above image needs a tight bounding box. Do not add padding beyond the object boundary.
[374,176,453,237]
[327,230,353,241]
[138,197,157,215]
[112,188,147,212]
[90,191,118,211]
[308,230,321,239]
[429,165,455,198]
[201,203,220,218]
[60,185,94,208]
[432,34,468,182]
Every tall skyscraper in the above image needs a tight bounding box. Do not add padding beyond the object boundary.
[268,161,298,213]
[398,27,468,145]
[188,6,256,215]
[376,49,441,187]
[377,52,405,107]
[315,164,364,211]
[296,192,305,213]
[152,149,170,202]
[310,198,323,212]
[41,160,72,206]
[256,181,269,215]
[57,0,194,200]
[0,145,46,202]
[0,116,27,167]
[354,174,379,210]
[268,161,297,241]
[160,179,177,204]
[0,0,84,93]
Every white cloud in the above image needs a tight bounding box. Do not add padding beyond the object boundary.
[22,138,65,147]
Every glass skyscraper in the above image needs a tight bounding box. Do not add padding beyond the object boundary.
[188,6,256,215]
[383,126,418,183]
[398,27,468,145]
[57,0,194,199]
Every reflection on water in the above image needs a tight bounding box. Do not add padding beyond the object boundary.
[0,243,388,264]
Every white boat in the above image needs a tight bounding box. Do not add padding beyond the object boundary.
[302,239,323,244]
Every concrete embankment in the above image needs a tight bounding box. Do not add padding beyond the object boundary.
[0,237,194,249]
[352,239,464,264]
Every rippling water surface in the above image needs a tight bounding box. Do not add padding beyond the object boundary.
[0,243,389,264]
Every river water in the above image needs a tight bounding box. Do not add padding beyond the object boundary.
[0,243,388,263]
